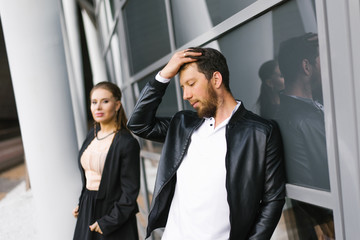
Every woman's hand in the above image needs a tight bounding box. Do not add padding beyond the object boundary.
[72,205,79,218]
[89,221,103,234]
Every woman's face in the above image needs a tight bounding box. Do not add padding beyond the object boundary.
[269,65,285,91]
[90,88,120,125]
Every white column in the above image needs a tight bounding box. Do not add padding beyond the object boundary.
[61,0,87,147]
[81,9,107,85]
[323,1,360,238]
[0,1,82,239]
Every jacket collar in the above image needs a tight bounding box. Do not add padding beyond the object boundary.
[192,100,246,127]
[228,100,247,125]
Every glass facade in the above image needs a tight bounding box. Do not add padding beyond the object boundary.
[171,0,257,47]
[123,0,171,74]
[137,74,179,117]
[88,0,360,238]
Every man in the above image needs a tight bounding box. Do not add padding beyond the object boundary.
[276,33,329,190]
[276,33,334,239]
[127,47,285,239]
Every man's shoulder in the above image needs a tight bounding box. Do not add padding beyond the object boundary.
[232,106,276,133]
[276,96,323,125]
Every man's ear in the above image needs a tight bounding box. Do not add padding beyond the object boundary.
[212,71,223,89]
[302,59,312,76]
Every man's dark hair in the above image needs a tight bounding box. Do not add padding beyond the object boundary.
[278,33,319,82]
[181,47,231,93]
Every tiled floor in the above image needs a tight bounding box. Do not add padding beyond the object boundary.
[0,172,37,240]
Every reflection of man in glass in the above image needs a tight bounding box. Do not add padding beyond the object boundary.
[256,60,284,119]
[277,33,329,190]
[276,33,334,239]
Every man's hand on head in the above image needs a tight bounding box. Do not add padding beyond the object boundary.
[160,49,202,79]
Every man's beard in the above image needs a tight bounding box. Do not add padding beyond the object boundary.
[196,84,218,118]
[311,73,323,104]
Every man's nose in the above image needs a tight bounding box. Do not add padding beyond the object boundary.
[183,88,192,100]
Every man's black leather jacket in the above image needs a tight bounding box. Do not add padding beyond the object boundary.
[275,93,329,190]
[127,78,285,239]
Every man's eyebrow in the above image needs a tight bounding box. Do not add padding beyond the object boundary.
[180,79,194,88]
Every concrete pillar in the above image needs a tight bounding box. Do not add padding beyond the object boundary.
[0,1,82,239]
[61,0,87,147]
[81,9,107,85]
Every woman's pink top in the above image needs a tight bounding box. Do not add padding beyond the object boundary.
[80,135,114,190]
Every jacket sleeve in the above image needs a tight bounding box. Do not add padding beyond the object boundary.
[127,78,172,143]
[97,137,141,235]
[249,121,286,239]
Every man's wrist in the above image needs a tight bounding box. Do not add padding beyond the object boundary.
[155,71,171,83]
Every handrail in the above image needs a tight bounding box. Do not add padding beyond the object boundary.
[140,150,161,162]
[139,150,161,240]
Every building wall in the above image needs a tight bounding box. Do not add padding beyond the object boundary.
[85,0,360,239]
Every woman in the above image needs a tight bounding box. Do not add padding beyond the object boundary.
[72,81,140,240]
[256,60,284,119]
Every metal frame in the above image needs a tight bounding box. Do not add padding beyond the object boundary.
[139,150,158,240]
[324,1,360,238]
[315,0,345,238]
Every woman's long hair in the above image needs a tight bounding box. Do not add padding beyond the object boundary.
[257,60,279,119]
[90,81,128,131]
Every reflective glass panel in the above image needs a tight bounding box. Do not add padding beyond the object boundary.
[137,72,179,117]
[135,71,178,156]
[171,0,256,47]
[205,0,257,25]
[211,0,333,238]
[122,84,134,117]
[123,0,171,75]
[217,0,329,191]
[276,199,335,239]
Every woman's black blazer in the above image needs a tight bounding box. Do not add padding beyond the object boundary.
[77,128,140,237]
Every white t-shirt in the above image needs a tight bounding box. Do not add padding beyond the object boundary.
[162,103,240,240]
